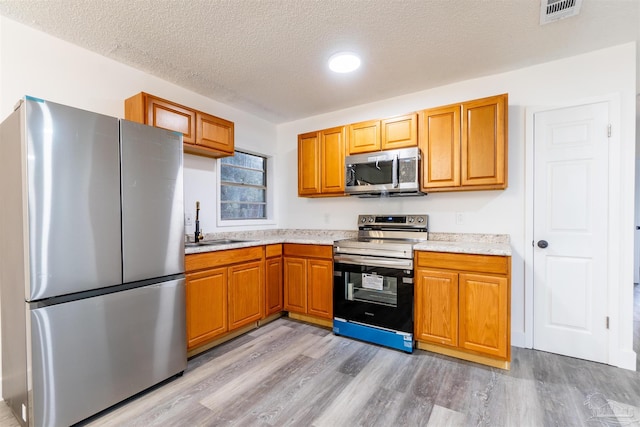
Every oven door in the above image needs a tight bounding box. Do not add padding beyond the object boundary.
[333,254,413,334]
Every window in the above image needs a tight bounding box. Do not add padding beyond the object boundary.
[220,151,267,220]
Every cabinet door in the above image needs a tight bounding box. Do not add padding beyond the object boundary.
[381,113,418,150]
[419,105,461,190]
[458,273,508,358]
[186,267,227,350]
[146,96,196,144]
[283,257,307,313]
[265,256,283,315]
[307,259,333,319]
[415,269,458,347]
[298,132,320,196]
[320,126,345,194]
[348,120,380,154]
[461,94,507,188]
[196,112,234,156]
[228,261,264,330]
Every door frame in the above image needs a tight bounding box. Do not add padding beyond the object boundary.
[524,93,636,369]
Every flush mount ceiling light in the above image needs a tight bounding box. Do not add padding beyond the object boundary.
[328,52,361,73]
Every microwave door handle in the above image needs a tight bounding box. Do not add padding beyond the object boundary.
[392,155,399,188]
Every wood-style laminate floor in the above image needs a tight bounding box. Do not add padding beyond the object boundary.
[2,288,640,427]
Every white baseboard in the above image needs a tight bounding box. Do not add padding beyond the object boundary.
[511,331,527,349]
[612,349,637,371]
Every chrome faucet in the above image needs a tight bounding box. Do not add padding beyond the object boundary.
[194,201,203,242]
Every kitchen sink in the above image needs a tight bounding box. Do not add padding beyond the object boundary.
[185,239,255,248]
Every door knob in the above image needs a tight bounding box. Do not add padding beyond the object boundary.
[537,240,549,249]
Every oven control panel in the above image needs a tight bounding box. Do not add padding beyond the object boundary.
[357,214,428,228]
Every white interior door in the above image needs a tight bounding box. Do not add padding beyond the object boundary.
[533,102,609,363]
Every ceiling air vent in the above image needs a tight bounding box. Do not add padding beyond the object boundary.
[540,0,583,25]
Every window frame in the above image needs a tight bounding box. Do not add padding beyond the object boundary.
[216,149,275,227]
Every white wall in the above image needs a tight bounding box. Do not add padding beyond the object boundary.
[276,42,637,368]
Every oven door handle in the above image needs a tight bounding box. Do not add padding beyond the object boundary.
[334,254,413,269]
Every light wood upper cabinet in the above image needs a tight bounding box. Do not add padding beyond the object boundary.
[348,120,381,154]
[297,126,345,197]
[381,113,418,150]
[346,114,417,155]
[415,250,511,368]
[320,126,346,194]
[297,93,507,196]
[196,112,234,156]
[419,104,461,189]
[419,94,508,192]
[144,96,196,144]
[298,132,320,196]
[125,92,234,159]
[461,94,507,187]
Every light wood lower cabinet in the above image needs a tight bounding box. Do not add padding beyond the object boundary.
[307,259,333,319]
[283,244,333,326]
[265,244,284,316]
[283,256,307,313]
[228,261,263,330]
[185,246,264,352]
[458,272,508,358]
[185,267,227,350]
[415,269,458,347]
[415,251,511,369]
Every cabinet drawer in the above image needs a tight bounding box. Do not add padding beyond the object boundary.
[186,246,263,272]
[265,244,283,258]
[283,243,332,259]
[415,251,508,275]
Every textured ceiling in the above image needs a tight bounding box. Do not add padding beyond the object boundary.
[0,0,638,124]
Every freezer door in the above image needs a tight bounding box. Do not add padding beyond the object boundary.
[26,98,122,301]
[30,279,186,427]
[120,120,184,282]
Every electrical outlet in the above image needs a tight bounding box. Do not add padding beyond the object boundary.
[185,211,194,227]
[455,212,464,225]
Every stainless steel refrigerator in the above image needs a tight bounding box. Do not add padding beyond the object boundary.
[0,96,187,427]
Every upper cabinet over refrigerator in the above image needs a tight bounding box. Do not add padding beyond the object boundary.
[25,97,122,301]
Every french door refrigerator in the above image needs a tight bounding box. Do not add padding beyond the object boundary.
[0,96,187,427]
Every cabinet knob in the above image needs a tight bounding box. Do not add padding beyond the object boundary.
[537,240,549,249]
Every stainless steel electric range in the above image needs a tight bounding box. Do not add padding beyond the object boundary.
[332,214,428,352]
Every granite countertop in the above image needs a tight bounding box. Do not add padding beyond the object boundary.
[184,229,511,256]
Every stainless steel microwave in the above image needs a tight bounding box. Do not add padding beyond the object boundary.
[344,147,423,197]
